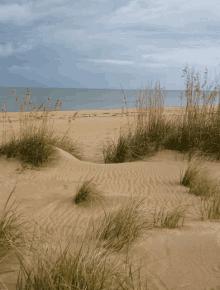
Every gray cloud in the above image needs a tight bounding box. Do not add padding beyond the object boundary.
[1,0,220,89]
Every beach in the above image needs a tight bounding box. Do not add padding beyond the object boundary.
[1,107,220,289]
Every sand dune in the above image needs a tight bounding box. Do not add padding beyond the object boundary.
[1,108,220,289]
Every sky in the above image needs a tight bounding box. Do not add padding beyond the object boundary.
[1,0,220,90]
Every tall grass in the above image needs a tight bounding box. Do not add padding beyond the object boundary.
[103,65,220,163]
[103,81,174,163]
[0,88,83,169]
[180,152,220,220]
[180,152,218,198]
[0,185,28,257]
[162,65,220,157]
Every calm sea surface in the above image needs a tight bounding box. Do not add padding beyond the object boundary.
[0,87,217,112]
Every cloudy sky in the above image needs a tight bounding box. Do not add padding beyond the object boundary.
[1,0,220,90]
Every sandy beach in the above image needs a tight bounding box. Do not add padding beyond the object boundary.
[1,107,220,289]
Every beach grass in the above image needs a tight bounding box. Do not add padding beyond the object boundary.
[104,65,220,163]
[103,83,168,163]
[180,152,220,220]
[199,195,220,221]
[0,88,83,169]
[0,185,27,257]
[88,193,153,253]
[74,178,107,206]
[152,200,188,229]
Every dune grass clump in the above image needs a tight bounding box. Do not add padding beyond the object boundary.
[89,194,152,253]
[104,64,220,164]
[161,65,220,158]
[0,185,27,255]
[49,126,83,161]
[152,200,188,229]
[199,195,220,221]
[103,129,132,163]
[74,178,107,205]
[180,154,209,190]
[180,153,219,199]
[103,83,168,163]
[180,152,220,220]
[0,88,83,169]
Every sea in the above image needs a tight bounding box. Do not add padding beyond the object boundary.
[0,87,218,112]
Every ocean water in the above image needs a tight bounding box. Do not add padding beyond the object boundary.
[0,86,217,112]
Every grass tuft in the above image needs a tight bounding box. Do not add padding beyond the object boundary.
[103,82,166,163]
[74,178,107,205]
[180,153,219,199]
[103,129,132,163]
[0,88,83,169]
[0,185,27,256]
[199,195,220,221]
[89,194,152,253]
[180,152,220,221]
[152,200,188,229]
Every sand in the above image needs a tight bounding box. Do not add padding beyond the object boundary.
[1,107,220,289]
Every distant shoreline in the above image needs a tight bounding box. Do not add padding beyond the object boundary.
[1,105,219,123]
